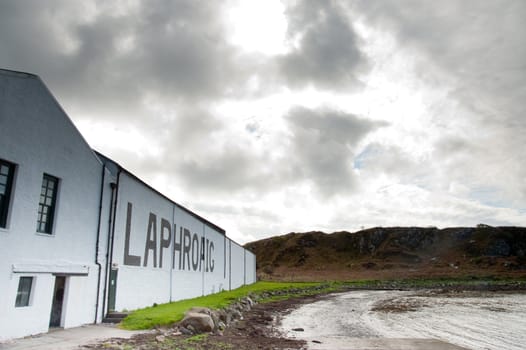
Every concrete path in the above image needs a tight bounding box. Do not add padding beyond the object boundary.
[0,327,469,350]
[0,324,148,350]
[306,338,469,350]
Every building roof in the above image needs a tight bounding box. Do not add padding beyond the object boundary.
[95,151,226,235]
[1,67,226,236]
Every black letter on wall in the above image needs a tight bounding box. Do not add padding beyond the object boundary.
[183,228,191,270]
[173,225,181,269]
[191,234,199,271]
[143,213,157,267]
[209,241,214,272]
[205,239,209,272]
[159,218,171,268]
[200,237,205,271]
[124,202,141,266]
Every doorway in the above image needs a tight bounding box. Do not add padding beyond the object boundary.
[49,276,66,327]
[108,269,118,311]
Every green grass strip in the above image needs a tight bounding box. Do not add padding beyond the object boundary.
[120,276,525,330]
[120,281,322,330]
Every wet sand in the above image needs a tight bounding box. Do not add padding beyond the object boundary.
[281,290,526,350]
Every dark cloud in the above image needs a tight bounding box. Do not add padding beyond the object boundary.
[175,148,266,192]
[0,0,372,137]
[1,0,524,237]
[110,106,225,173]
[285,106,382,197]
[144,107,276,195]
[130,1,242,101]
[0,1,137,115]
[0,0,248,120]
[169,106,225,150]
[278,0,367,89]
[128,106,383,199]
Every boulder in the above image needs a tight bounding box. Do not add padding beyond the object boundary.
[179,326,193,335]
[187,306,213,316]
[180,312,214,334]
[216,309,228,323]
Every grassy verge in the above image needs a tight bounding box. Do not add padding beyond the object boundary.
[341,275,526,289]
[120,281,326,330]
[121,276,526,330]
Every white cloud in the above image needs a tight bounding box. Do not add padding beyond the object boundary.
[1,0,524,243]
[225,0,287,55]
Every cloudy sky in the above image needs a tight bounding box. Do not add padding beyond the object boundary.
[1,0,525,243]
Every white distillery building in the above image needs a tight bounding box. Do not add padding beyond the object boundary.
[0,69,256,341]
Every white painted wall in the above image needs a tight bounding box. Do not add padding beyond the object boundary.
[245,250,257,284]
[202,225,228,295]
[1,273,55,340]
[111,173,172,311]
[109,171,255,312]
[95,168,114,322]
[230,241,246,289]
[0,70,108,341]
[0,69,256,340]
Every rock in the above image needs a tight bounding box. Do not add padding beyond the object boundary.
[155,335,165,342]
[222,311,232,325]
[362,261,376,269]
[486,239,511,257]
[298,233,318,247]
[180,326,193,335]
[229,309,243,321]
[312,340,322,344]
[292,327,304,332]
[187,307,212,316]
[180,312,214,333]
[239,301,250,311]
[210,310,220,328]
[245,296,254,307]
[217,309,228,323]
[185,306,223,331]
[454,228,474,240]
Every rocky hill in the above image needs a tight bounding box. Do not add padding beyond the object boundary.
[245,226,526,281]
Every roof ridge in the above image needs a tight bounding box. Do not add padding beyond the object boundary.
[0,68,38,79]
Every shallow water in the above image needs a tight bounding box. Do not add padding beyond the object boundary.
[280,290,526,350]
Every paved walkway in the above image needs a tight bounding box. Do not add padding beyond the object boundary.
[1,333,471,350]
[0,324,148,350]
[0,327,469,350]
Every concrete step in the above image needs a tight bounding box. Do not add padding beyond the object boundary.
[102,312,129,324]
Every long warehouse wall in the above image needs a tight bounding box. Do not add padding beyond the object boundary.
[110,171,256,312]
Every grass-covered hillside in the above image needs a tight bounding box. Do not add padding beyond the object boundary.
[245,226,526,281]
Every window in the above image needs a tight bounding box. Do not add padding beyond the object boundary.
[37,174,59,234]
[0,159,16,228]
[15,276,33,307]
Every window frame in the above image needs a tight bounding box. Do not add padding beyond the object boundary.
[15,276,34,307]
[0,158,16,229]
[36,174,59,235]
